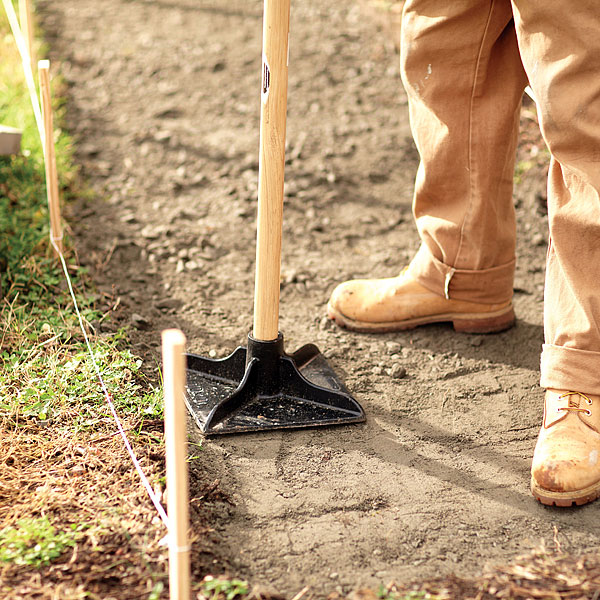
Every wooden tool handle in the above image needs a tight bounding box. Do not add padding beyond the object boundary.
[252,0,291,341]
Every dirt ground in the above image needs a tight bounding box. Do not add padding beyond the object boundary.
[39,0,600,597]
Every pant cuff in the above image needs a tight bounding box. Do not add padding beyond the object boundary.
[540,344,600,396]
[407,244,515,304]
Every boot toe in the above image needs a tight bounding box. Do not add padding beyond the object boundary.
[531,391,600,505]
[532,450,600,493]
[327,280,362,321]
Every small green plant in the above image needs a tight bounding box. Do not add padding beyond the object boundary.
[200,576,249,600]
[514,159,534,184]
[148,581,164,600]
[0,517,80,567]
[377,586,438,600]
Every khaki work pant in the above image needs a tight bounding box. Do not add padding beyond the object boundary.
[400,0,600,394]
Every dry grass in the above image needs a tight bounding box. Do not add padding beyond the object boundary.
[0,413,231,599]
[373,549,600,599]
[0,419,168,599]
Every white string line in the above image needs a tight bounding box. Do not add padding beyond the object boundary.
[52,241,171,531]
[2,0,44,144]
[2,1,171,532]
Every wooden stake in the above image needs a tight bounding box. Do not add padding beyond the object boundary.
[38,60,63,255]
[252,0,291,341]
[18,0,35,74]
[162,329,191,600]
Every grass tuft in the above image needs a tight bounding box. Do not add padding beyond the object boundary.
[199,576,250,600]
[0,517,81,567]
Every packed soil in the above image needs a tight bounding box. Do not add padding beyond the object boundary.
[39,0,600,597]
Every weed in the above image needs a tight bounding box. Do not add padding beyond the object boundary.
[148,581,165,600]
[200,576,250,600]
[377,585,440,600]
[0,517,81,567]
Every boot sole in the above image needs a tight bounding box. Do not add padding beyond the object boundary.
[326,303,515,334]
[531,476,600,507]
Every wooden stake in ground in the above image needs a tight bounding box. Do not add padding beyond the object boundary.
[162,329,191,600]
[38,60,63,256]
[18,0,35,74]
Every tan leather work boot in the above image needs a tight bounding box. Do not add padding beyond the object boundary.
[531,390,600,507]
[326,270,515,334]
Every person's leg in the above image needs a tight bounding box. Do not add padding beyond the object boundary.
[404,0,526,302]
[512,1,600,506]
[327,0,527,332]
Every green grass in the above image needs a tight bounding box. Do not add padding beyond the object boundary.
[1,333,163,426]
[0,6,163,429]
[0,3,74,296]
[0,7,76,304]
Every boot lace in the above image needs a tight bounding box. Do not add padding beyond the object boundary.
[557,391,593,416]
